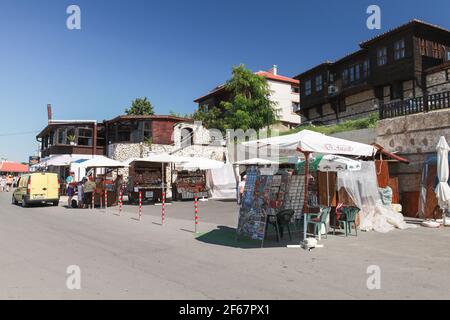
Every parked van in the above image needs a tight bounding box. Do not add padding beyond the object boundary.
[12,172,60,207]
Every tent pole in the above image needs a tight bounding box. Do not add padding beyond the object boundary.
[327,171,330,206]
[302,151,311,243]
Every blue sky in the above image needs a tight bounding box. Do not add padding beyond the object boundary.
[0,0,449,162]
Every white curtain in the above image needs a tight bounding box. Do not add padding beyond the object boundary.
[337,161,416,233]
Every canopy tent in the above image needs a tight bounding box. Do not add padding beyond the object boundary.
[180,158,225,171]
[435,136,450,225]
[233,158,279,166]
[78,156,128,169]
[126,153,188,165]
[39,154,95,167]
[242,129,376,157]
[206,164,238,200]
[242,130,377,243]
[295,154,362,174]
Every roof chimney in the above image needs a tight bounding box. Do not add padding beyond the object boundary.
[271,65,278,75]
[47,104,52,123]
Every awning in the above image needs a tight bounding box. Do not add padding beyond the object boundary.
[181,158,225,171]
[242,129,376,157]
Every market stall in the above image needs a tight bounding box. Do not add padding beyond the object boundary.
[78,156,128,207]
[239,130,378,243]
[126,153,187,204]
[173,157,225,201]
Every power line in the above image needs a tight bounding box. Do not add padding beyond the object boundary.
[0,130,40,137]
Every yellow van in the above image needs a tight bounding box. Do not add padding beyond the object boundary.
[12,172,60,207]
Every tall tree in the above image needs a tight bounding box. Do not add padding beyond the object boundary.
[125,97,155,115]
[193,64,278,132]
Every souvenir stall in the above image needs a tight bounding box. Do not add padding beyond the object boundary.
[239,130,377,243]
[78,156,128,207]
[126,154,187,204]
[173,157,225,201]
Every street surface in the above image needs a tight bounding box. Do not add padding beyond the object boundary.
[1,192,449,299]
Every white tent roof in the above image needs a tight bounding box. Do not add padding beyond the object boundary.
[242,129,376,157]
[180,158,225,170]
[126,153,188,165]
[435,136,450,210]
[78,156,128,168]
[41,154,95,167]
[318,155,361,172]
[234,158,279,165]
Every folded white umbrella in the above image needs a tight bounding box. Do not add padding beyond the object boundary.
[435,136,450,225]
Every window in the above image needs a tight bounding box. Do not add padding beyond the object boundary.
[143,121,152,141]
[342,69,349,84]
[66,128,76,145]
[77,128,93,146]
[117,122,131,142]
[419,39,427,56]
[305,80,312,96]
[432,42,440,59]
[447,51,450,61]
[394,39,405,60]
[349,66,355,83]
[363,60,370,78]
[291,86,300,94]
[315,75,323,92]
[181,128,194,148]
[329,73,334,83]
[57,128,65,145]
[377,47,387,66]
[292,102,300,112]
[355,64,361,81]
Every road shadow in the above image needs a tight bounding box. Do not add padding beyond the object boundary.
[195,225,303,249]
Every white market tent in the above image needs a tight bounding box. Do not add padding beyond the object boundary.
[242,129,376,157]
[181,158,225,171]
[241,129,376,243]
[78,156,128,169]
[435,136,450,226]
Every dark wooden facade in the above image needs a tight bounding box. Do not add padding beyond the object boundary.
[294,20,450,122]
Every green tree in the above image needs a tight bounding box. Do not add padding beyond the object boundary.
[193,64,279,132]
[168,110,193,119]
[125,97,155,115]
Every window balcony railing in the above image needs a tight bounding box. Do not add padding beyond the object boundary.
[379,91,450,119]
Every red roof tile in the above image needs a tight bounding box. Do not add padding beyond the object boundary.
[255,71,300,85]
[0,161,29,173]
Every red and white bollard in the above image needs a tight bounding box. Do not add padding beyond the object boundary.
[119,189,123,215]
[92,192,95,210]
[104,189,108,211]
[194,196,199,233]
[139,191,142,221]
[162,192,165,225]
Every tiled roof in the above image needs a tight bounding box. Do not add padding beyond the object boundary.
[194,70,299,102]
[0,161,29,173]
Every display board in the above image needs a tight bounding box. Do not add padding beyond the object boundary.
[283,174,306,219]
[237,167,274,241]
[174,170,208,200]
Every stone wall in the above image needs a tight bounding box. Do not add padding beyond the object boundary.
[426,69,450,95]
[376,108,450,193]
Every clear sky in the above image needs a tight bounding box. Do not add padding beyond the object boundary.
[0,0,449,162]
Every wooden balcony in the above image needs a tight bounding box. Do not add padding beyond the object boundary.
[379,91,450,120]
[41,145,105,158]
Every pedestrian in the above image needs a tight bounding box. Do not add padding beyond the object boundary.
[66,172,75,207]
[238,174,246,204]
[77,178,86,208]
[6,175,13,192]
[0,175,5,192]
[83,176,96,208]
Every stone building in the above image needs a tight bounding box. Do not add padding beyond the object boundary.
[293,20,450,124]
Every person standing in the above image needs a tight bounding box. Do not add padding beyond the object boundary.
[0,175,5,192]
[66,172,75,207]
[83,176,96,208]
[238,175,246,205]
[6,175,13,192]
[77,179,86,208]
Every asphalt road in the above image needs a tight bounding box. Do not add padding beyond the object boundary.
[1,191,450,299]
